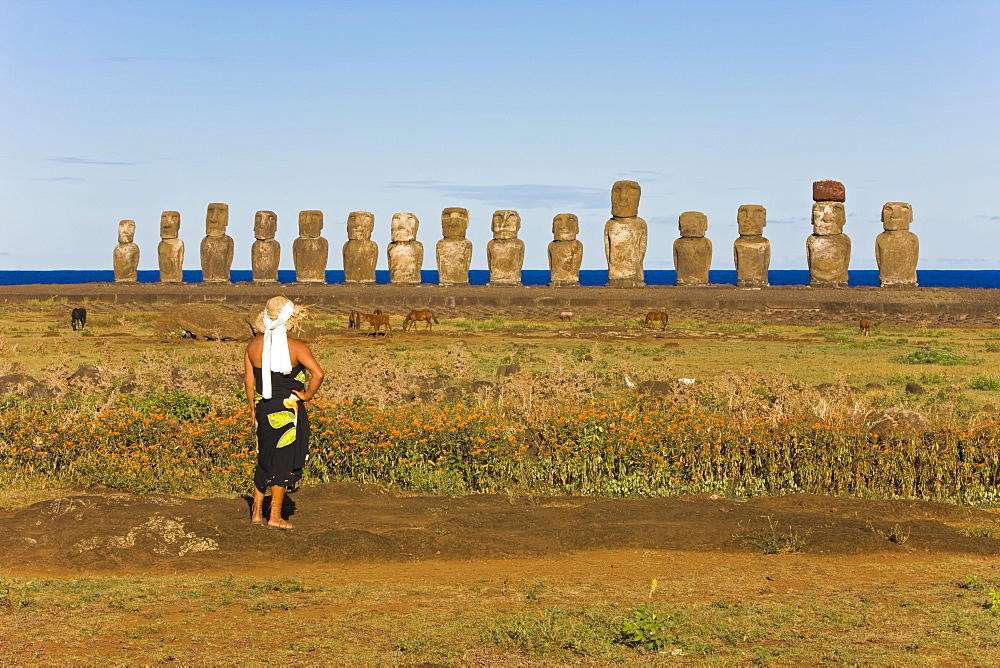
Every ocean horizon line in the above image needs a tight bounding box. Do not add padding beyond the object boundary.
[2,269,999,289]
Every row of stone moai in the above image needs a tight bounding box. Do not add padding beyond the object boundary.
[112,179,918,288]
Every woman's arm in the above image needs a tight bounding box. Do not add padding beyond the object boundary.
[290,340,325,401]
[243,346,257,423]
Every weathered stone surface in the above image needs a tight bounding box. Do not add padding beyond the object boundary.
[811,202,846,236]
[200,203,234,283]
[865,407,930,436]
[737,205,766,236]
[734,205,769,287]
[881,202,913,232]
[155,303,254,341]
[387,213,423,284]
[293,210,328,283]
[0,373,54,399]
[678,211,708,238]
[157,211,184,283]
[68,364,102,383]
[488,210,524,286]
[905,381,926,395]
[877,201,917,286]
[343,211,378,284]
[807,233,851,286]
[436,208,473,286]
[813,179,846,202]
[548,213,583,286]
[673,236,712,285]
[604,215,647,287]
[611,180,641,218]
[251,211,280,283]
[113,220,140,283]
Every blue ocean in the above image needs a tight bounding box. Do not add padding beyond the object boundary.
[1,269,999,289]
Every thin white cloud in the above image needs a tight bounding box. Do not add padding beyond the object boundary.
[33,176,85,182]
[50,157,132,166]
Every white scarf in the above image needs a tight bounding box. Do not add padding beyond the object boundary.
[260,301,295,399]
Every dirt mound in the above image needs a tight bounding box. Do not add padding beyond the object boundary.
[154,303,254,340]
[4,484,999,575]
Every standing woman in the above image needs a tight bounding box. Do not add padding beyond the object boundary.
[244,296,325,529]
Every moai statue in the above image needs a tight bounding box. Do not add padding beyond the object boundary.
[343,211,378,283]
[548,213,583,286]
[487,210,525,286]
[733,205,770,287]
[293,210,328,283]
[251,210,280,283]
[436,207,473,286]
[673,211,712,285]
[113,219,140,282]
[604,181,647,286]
[387,212,423,284]
[807,180,851,287]
[200,203,234,283]
[876,202,919,287]
[157,210,184,283]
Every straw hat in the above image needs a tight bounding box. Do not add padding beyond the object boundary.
[252,296,309,334]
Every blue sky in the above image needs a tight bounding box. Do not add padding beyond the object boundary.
[1,0,997,272]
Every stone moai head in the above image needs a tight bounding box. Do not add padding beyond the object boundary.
[491,210,521,240]
[118,219,136,244]
[737,205,766,236]
[205,203,229,236]
[347,211,375,240]
[298,210,323,238]
[254,211,277,240]
[679,211,708,238]
[813,179,846,202]
[552,213,579,241]
[881,202,913,231]
[441,208,469,238]
[391,212,419,242]
[611,181,641,218]
[812,202,846,235]
[160,211,180,239]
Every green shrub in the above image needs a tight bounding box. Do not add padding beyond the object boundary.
[890,349,974,366]
[970,376,1000,391]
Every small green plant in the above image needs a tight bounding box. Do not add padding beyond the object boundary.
[890,349,974,366]
[983,590,1000,614]
[920,372,947,385]
[737,516,808,554]
[959,575,983,590]
[970,376,1000,391]
[618,602,675,653]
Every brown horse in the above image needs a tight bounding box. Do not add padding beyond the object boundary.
[558,310,574,321]
[360,313,391,335]
[859,318,872,337]
[643,311,669,329]
[350,309,382,330]
[403,309,438,331]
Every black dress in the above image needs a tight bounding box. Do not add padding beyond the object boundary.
[253,363,310,490]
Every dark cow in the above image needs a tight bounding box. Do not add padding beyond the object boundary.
[71,307,87,331]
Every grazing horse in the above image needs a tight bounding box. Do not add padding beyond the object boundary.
[859,318,872,337]
[643,311,669,329]
[71,307,87,331]
[558,310,574,321]
[403,309,438,331]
